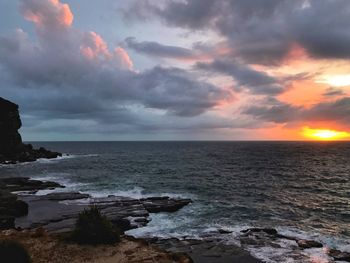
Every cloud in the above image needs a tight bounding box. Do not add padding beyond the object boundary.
[125,37,195,59]
[124,37,228,62]
[20,0,73,28]
[0,0,234,140]
[196,59,286,95]
[243,97,350,128]
[323,87,345,97]
[125,0,350,64]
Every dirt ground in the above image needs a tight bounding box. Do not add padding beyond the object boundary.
[0,229,191,263]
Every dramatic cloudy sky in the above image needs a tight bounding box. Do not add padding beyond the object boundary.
[1,0,350,140]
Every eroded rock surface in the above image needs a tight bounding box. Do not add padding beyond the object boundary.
[146,237,262,263]
[241,227,349,262]
[0,176,191,236]
[0,177,64,230]
[17,193,191,233]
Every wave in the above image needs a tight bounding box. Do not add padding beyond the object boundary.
[0,153,99,168]
[128,218,350,263]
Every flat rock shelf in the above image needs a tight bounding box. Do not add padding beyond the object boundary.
[0,177,266,263]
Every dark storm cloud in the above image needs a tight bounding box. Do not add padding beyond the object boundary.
[125,0,350,63]
[292,0,350,59]
[244,97,350,127]
[196,59,286,95]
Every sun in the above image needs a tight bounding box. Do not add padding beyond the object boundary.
[302,127,350,141]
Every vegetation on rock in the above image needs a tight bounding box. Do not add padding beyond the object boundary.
[71,206,120,245]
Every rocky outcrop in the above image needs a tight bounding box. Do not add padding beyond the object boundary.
[17,193,191,233]
[241,227,350,262]
[0,97,62,164]
[0,97,23,156]
[0,177,191,234]
[0,177,64,193]
[0,178,65,230]
[146,237,262,263]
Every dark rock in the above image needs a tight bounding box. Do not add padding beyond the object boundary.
[329,249,350,262]
[297,239,323,249]
[0,97,23,156]
[218,228,232,234]
[0,177,64,230]
[0,97,62,164]
[142,198,192,213]
[241,228,278,236]
[10,200,28,217]
[147,237,263,263]
[42,192,90,201]
[0,216,15,230]
[16,191,192,233]
[0,177,64,192]
[0,189,28,218]
[111,218,133,232]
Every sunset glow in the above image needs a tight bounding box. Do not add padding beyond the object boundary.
[317,75,350,87]
[302,127,350,141]
[1,0,350,141]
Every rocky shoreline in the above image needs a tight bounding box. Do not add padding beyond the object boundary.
[1,177,349,262]
[0,177,264,262]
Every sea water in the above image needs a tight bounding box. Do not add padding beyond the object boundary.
[1,141,349,262]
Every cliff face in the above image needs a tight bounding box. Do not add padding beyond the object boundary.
[0,97,24,156]
[0,97,62,163]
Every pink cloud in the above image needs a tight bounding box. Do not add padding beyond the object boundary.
[115,47,133,70]
[21,0,73,28]
[18,0,133,70]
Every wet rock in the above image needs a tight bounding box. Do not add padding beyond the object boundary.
[142,197,192,213]
[148,237,263,263]
[0,178,64,230]
[218,228,232,234]
[241,228,278,236]
[42,192,90,201]
[329,249,350,262]
[0,177,64,192]
[15,189,192,233]
[297,239,323,249]
[0,190,28,219]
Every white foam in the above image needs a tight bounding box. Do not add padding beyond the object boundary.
[127,211,197,239]
[87,186,146,199]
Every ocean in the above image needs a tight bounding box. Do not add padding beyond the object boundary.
[1,141,349,262]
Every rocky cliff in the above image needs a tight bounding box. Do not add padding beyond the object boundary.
[0,97,23,156]
[0,97,61,164]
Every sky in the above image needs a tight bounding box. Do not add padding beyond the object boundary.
[0,0,350,141]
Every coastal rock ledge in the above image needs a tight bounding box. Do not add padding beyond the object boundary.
[0,97,61,164]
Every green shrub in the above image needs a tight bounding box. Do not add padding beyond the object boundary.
[71,206,120,245]
[0,240,32,263]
